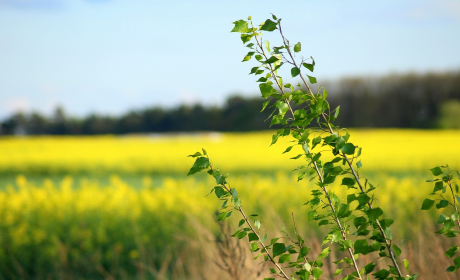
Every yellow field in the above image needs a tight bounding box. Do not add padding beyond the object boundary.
[0,171,447,279]
[0,129,459,174]
[0,130,459,279]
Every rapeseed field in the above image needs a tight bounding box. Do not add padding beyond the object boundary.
[0,130,458,279]
[0,129,458,175]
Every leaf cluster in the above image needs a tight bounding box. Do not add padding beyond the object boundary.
[422,165,460,272]
[186,14,422,280]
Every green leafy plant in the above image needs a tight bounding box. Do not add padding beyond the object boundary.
[188,14,419,280]
[422,165,460,272]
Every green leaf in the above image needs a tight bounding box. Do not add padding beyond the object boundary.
[336,204,351,218]
[282,145,294,154]
[354,239,370,255]
[455,256,460,268]
[187,157,210,176]
[333,268,343,276]
[340,143,356,155]
[217,211,230,221]
[393,244,402,256]
[294,42,301,52]
[273,243,286,257]
[278,253,291,263]
[372,269,390,279]
[342,177,355,187]
[254,219,261,230]
[250,242,258,252]
[404,259,410,274]
[259,82,278,98]
[248,232,258,242]
[215,187,226,198]
[356,160,362,168]
[240,34,252,43]
[231,20,249,33]
[307,75,317,84]
[312,267,322,280]
[260,19,277,31]
[317,247,331,259]
[446,246,459,257]
[264,56,280,64]
[299,247,310,258]
[430,166,443,176]
[261,233,268,242]
[436,200,449,209]
[291,67,301,77]
[238,219,245,227]
[364,262,376,274]
[302,63,314,72]
[187,152,202,157]
[237,231,247,239]
[433,181,444,192]
[421,198,435,210]
[366,207,383,221]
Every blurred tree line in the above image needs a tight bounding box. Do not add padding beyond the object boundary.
[1,71,459,135]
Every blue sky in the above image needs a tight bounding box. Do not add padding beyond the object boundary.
[1,0,459,119]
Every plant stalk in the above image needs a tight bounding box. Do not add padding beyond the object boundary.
[209,164,290,280]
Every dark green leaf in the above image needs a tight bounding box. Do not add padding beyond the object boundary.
[366,208,383,221]
[238,219,245,227]
[291,67,301,77]
[299,247,310,258]
[248,232,258,242]
[187,157,210,176]
[354,239,370,255]
[433,181,444,192]
[340,143,356,155]
[336,204,351,218]
[302,63,314,72]
[430,166,443,176]
[260,19,277,31]
[421,198,435,210]
[187,152,202,157]
[372,269,390,279]
[436,200,449,209]
[282,145,294,154]
[446,246,459,257]
[454,256,460,268]
[341,177,355,187]
[215,187,226,198]
[264,56,280,64]
[273,243,286,257]
[364,262,376,274]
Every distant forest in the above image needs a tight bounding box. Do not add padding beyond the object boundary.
[1,71,460,135]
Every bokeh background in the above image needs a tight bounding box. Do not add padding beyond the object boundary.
[1,0,460,279]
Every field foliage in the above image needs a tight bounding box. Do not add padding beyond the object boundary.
[0,130,459,279]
